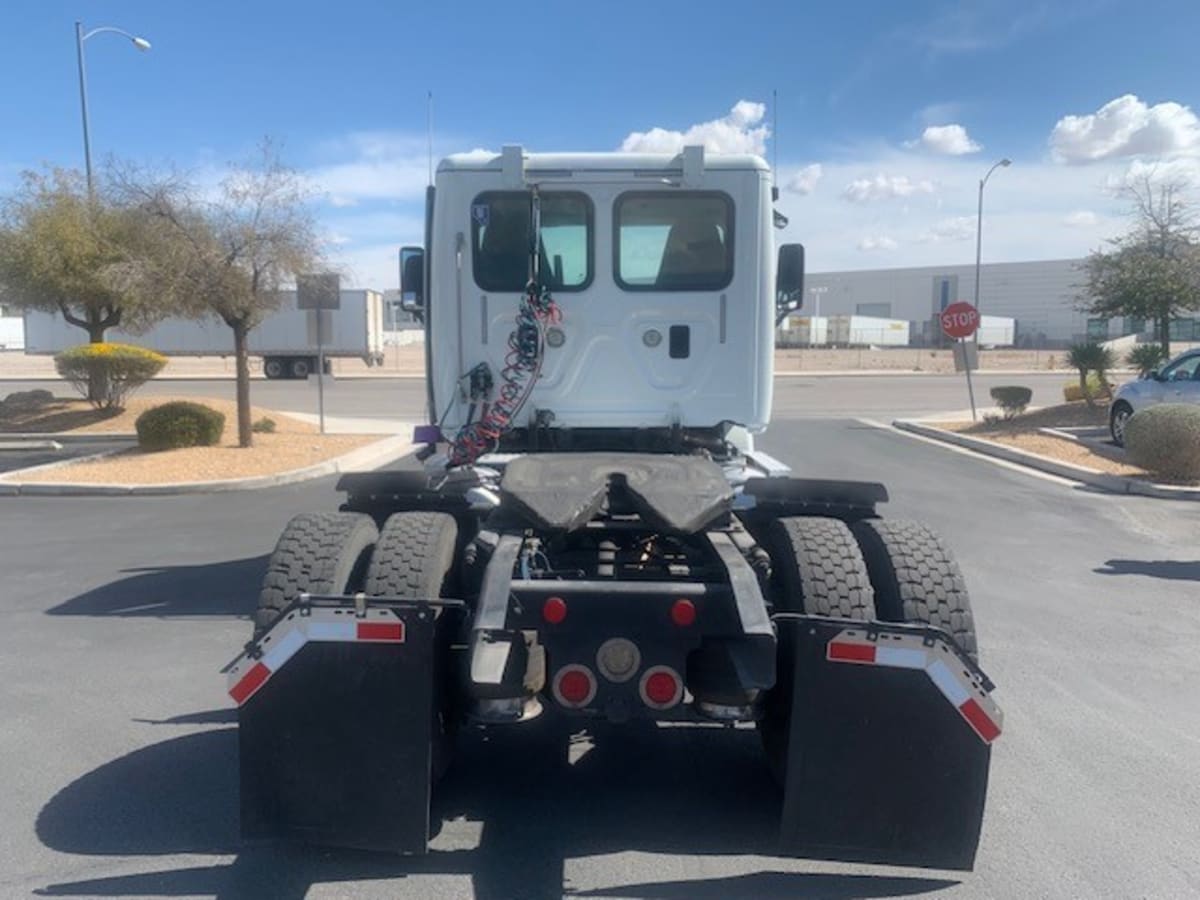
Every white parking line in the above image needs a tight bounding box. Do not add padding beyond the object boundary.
[855,418,1080,488]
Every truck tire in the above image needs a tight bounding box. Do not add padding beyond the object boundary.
[367,512,459,781]
[851,519,978,662]
[255,512,378,635]
[767,516,876,620]
[289,357,312,379]
[263,357,285,379]
[365,511,458,599]
[760,517,876,782]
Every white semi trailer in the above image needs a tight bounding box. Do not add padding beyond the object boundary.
[22,289,386,379]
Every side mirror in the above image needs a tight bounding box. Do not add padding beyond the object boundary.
[1146,369,1160,381]
[775,243,805,326]
[399,246,425,319]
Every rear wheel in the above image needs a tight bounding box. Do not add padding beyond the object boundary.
[255,512,378,636]
[851,519,977,662]
[290,357,312,379]
[1110,400,1133,446]
[367,512,460,780]
[263,357,285,379]
[760,516,876,781]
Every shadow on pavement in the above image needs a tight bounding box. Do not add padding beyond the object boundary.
[46,555,268,618]
[1094,559,1200,581]
[35,717,958,899]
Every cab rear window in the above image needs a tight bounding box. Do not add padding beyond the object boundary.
[471,192,593,292]
[615,192,734,291]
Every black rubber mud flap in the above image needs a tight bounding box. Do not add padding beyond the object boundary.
[237,607,436,854]
[776,617,996,871]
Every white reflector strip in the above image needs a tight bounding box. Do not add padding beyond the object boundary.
[926,658,970,707]
[875,645,927,670]
[260,626,306,673]
[226,609,406,705]
[826,627,1003,745]
[306,620,357,642]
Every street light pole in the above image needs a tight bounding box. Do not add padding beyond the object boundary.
[973,158,1011,317]
[74,21,152,196]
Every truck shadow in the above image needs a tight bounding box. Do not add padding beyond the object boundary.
[46,555,269,618]
[1094,559,1200,582]
[34,718,957,899]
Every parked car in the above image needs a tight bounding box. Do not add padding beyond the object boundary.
[1110,348,1200,445]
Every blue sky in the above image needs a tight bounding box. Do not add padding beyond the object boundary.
[3,0,1198,287]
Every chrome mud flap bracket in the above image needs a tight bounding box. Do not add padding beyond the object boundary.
[775,617,1002,871]
[225,597,444,854]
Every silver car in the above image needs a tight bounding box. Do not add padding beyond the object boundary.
[1110,348,1200,445]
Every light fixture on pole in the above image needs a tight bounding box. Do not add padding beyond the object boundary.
[973,158,1010,318]
[75,21,152,194]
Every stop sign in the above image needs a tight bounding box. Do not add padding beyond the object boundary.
[941,302,979,339]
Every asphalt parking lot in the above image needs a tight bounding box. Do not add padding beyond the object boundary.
[2,378,1198,899]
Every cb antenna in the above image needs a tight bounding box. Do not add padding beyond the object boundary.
[772,88,779,198]
[427,90,434,186]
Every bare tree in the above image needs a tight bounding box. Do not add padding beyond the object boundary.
[119,143,324,447]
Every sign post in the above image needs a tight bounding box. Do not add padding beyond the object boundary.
[297,274,341,435]
[940,301,980,421]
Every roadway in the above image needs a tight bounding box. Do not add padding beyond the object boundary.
[1,380,1197,899]
[3,371,1079,424]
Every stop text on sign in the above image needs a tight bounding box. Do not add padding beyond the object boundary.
[941,302,979,339]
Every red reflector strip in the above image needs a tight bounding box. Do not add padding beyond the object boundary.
[959,697,1002,743]
[357,621,405,642]
[229,661,270,705]
[827,641,877,663]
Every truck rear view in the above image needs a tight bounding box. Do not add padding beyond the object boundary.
[225,146,1001,871]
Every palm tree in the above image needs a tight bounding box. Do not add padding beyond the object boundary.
[1067,342,1111,407]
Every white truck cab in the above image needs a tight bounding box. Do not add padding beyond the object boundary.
[402,146,804,453]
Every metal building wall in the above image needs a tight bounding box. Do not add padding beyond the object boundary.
[804,258,1089,346]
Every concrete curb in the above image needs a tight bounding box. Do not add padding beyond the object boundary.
[0,439,62,451]
[0,431,137,443]
[893,420,1200,501]
[0,433,415,497]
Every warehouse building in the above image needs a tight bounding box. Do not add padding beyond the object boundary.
[800,257,1125,348]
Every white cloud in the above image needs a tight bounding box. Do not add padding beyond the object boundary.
[918,216,976,243]
[1050,94,1200,164]
[914,124,981,156]
[858,235,898,251]
[1063,210,1098,228]
[784,163,823,195]
[619,100,769,155]
[843,174,936,202]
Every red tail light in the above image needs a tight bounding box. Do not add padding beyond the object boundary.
[639,665,683,710]
[542,596,567,624]
[670,598,696,627]
[553,664,597,708]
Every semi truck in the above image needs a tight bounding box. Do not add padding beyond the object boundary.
[226,146,1002,870]
[22,288,386,379]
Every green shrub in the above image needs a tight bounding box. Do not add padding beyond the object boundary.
[251,416,277,434]
[135,401,225,452]
[54,343,167,409]
[1063,374,1111,403]
[1125,405,1200,482]
[989,385,1032,419]
[1,388,54,411]
[1127,344,1168,378]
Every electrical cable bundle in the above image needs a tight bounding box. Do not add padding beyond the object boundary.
[448,283,559,466]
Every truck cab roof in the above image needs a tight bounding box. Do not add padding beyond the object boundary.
[439,149,770,175]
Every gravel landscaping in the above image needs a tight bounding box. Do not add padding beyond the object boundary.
[2,394,376,485]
